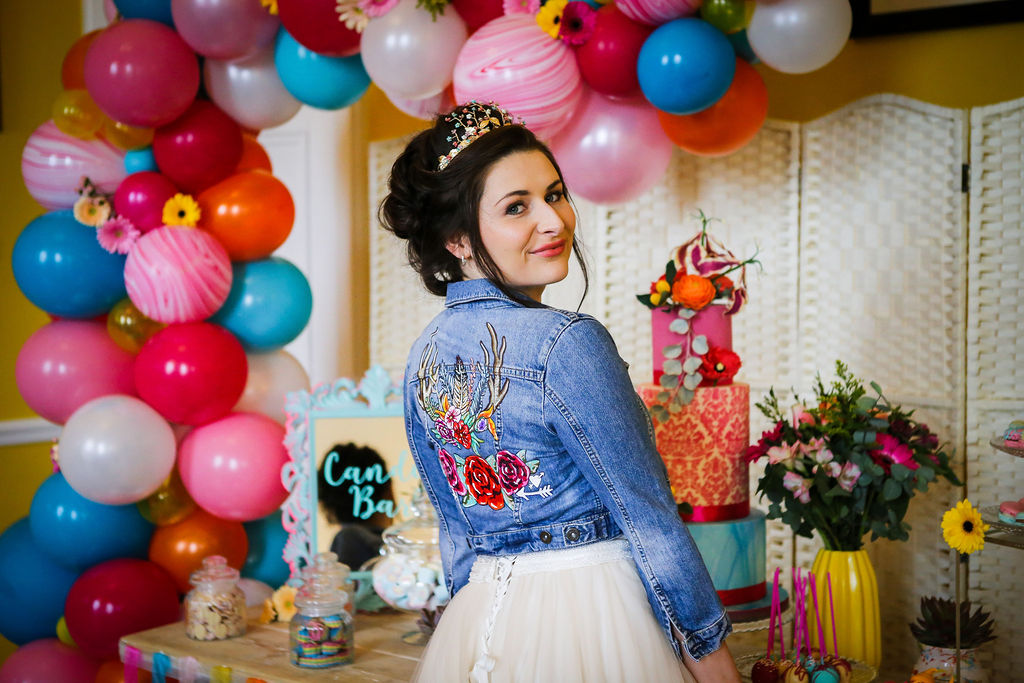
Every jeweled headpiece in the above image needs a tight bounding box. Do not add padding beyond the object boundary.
[437,101,521,171]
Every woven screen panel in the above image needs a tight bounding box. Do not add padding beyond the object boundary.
[965,96,1024,683]
[800,94,967,675]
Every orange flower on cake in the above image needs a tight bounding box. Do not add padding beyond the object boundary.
[671,274,716,310]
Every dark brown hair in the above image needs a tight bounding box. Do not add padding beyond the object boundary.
[378,112,588,308]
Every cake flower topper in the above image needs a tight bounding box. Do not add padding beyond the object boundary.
[437,101,522,171]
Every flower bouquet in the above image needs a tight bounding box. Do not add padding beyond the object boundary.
[747,361,962,551]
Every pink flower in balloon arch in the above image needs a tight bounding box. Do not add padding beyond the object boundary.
[97,215,141,254]
[558,1,596,46]
[504,0,540,14]
[358,0,398,17]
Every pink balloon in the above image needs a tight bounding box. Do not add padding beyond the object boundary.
[549,89,673,205]
[453,14,583,140]
[124,226,233,324]
[616,0,702,26]
[103,0,118,23]
[0,639,100,683]
[21,120,126,210]
[178,412,289,521]
[113,171,179,233]
[16,320,137,425]
[171,0,280,60]
[84,19,200,128]
[384,87,455,121]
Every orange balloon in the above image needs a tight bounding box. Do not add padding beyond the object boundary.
[236,134,273,173]
[95,660,153,683]
[657,58,768,158]
[197,170,295,261]
[148,508,248,593]
[62,30,102,90]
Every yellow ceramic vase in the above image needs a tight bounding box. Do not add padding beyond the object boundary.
[807,549,881,668]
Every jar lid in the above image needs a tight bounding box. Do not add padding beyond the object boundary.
[382,485,440,552]
[189,555,239,586]
[295,570,345,615]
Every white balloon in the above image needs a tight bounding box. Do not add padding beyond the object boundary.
[748,0,851,74]
[238,577,274,607]
[204,47,302,130]
[383,87,455,121]
[360,0,468,100]
[234,350,310,424]
[58,394,176,505]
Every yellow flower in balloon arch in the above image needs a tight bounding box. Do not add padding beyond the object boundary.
[270,584,298,622]
[72,195,112,227]
[162,193,201,228]
[259,0,278,14]
[536,0,569,39]
[941,499,989,555]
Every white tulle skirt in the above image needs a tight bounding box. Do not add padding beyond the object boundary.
[412,538,696,683]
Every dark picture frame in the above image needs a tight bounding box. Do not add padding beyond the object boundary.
[850,0,1024,37]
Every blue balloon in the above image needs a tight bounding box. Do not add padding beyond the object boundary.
[211,257,312,351]
[274,29,370,110]
[727,30,759,65]
[125,146,159,174]
[112,0,174,26]
[29,473,155,571]
[12,210,127,318]
[637,18,736,115]
[242,514,291,587]
[0,519,80,645]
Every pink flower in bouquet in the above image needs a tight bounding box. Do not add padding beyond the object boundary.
[767,443,798,467]
[838,462,861,492]
[814,461,842,478]
[783,471,811,504]
[790,404,814,428]
[745,423,784,463]
[870,433,919,472]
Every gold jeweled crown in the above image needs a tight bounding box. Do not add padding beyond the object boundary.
[437,101,521,171]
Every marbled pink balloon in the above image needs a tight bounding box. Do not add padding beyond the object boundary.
[452,14,583,141]
[124,226,232,324]
[21,120,127,210]
[616,0,702,26]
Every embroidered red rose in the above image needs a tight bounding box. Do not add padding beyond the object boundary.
[438,448,465,496]
[698,346,741,386]
[453,421,472,449]
[463,455,505,510]
[495,450,530,494]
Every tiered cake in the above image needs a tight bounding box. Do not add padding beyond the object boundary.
[636,220,768,613]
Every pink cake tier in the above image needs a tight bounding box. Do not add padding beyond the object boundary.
[637,382,750,522]
[651,303,733,384]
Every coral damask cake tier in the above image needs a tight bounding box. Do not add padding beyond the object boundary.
[637,382,750,522]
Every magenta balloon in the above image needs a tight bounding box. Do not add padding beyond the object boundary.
[549,89,673,205]
[113,171,179,234]
[16,320,137,425]
[171,0,280,60]
[83,20,200,128]
[152,100,243,194]
[0,639,100,683]
[21,120,126,210]
[178,412,290,521]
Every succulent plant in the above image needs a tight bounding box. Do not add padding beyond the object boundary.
[909,596,996,649]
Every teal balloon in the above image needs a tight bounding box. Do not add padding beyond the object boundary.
[242,514,290,587]
[112,0,174,26]
[29,473,154,570]
[12,210,127,318]
[274,29,370,110]
[637,18,736,115]
[728,30,760,64]
[212,257,312,351]
[125,146,159,174]
[0,518,80,645]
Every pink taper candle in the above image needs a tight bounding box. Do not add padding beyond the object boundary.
[810,573,827,659]
[827,572,839,655]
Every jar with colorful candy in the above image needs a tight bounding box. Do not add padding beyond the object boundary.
[289,568,353,668]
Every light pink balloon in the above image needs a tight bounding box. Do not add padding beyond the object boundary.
[103,0,118,23]
[124,226,233,324]
[616,0,702,26]
[16,320,137,425]
[384,87,455,121]
[178,412,290,521]
[204,47,302,131]
[452,14,583,141]
[113,171,179,234]
[21,120,126,210]
[0,639,100,683]
[549,90,673,205]
[171,0,281,60]
[234,350,310,425]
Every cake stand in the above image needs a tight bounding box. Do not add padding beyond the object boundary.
[980,438,1024,550]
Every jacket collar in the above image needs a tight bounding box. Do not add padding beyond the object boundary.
[445,279,522,308]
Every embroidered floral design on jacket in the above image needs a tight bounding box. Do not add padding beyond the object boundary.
[438,448,551,511]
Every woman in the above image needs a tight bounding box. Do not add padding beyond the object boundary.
[380,101,739,682]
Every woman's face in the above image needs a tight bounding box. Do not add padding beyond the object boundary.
[466,150,576,301]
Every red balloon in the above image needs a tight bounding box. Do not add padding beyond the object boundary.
[148,508,249,594]
[278,0,361,57]
[63,559,180,659]
[152,100,244,194]
[576,4,653,98]
[450,0,503,32]
[236,133,273,173]
[113,171,179,233]
[134,322,248,426]
[657,58,768,157]
[61,30,102,90]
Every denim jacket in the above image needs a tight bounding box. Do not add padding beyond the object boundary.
[402,279,731,661]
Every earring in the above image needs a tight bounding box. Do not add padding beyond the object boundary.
[460,255,466,266]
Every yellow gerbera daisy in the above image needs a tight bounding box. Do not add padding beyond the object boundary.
[941,499,989,555]
[162,193,201,227]
[271,584,298,623]
[260,0,278,14]
[536,0,569,39]
[258,598,276,624]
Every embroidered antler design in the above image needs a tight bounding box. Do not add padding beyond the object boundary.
[416,333,441,418]
[475,323,509,442]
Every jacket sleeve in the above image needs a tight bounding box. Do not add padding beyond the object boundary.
[542,316,731,661]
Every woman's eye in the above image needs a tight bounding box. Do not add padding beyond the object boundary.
[505,202,525,216]
[546,190,564,203]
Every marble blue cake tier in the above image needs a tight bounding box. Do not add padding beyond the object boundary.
[686,509,766,606]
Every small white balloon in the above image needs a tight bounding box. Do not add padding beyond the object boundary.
[234,350,311,424]
[205,46,302,131]
[58,394,176,505]
[384,87,455,121]
[238,577,274,607]
[748,0,851,74]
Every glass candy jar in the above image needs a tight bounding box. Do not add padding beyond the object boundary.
[184,556,246,641]
[309,551,356,616]
[289,569,354,668]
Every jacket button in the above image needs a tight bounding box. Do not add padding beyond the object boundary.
[539,531,552,544]
[565,527,580,542]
